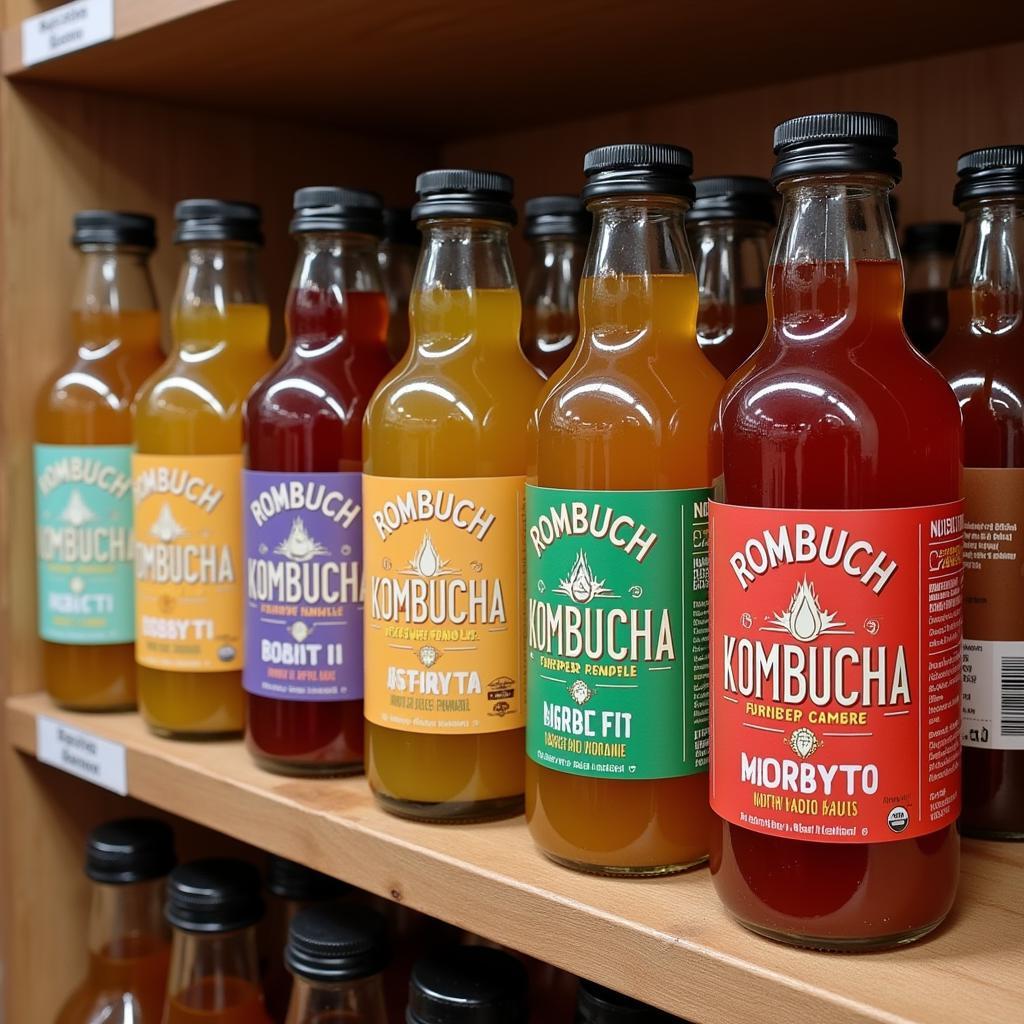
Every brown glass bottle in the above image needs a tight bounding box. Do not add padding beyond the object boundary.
[931,146,1024,839]
[686,176,775,377]
[379,207,420,364]
[902,222,959,355]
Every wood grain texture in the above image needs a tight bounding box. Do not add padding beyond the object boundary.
[2,1,1024,137]
[7,693,1024,1024]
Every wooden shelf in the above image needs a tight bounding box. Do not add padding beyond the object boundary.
[6,691,1024,1024]
[4,0,1024,136]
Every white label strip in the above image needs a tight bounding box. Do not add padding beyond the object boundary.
[21,0,115,67]
[36,715,128,795]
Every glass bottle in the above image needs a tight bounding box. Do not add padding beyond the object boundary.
[35,211,162,711]
[163,858,272,1023]
[902,222,959,355]
[379,207,420,364]
[931,146,1024,839]
[363,170,541,822]
[407,947,527,1024]
[575,979,677,1024]
[685,176,775,377]
[56,818,175,1024]
[244,187,390,776]
[133,200,272,738]
[263,855,355,1022]
[520,195,590,378]
[710,113,963,950]
[284,903,390,1024]
[526,145,722,876]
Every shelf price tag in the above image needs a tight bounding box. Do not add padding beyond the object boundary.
[36,715,127,796]
[21,0,114,67]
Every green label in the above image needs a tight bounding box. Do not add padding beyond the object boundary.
[526,485,711,780]
[34,444,135,644]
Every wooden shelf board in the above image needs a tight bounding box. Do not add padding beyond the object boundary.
[4,0,1024,137]
[6,690,1024,1024]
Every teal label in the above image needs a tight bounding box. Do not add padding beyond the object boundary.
[526,485,711,780]
[34,444,135,644]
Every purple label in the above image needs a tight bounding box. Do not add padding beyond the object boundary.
[243,470,363,702]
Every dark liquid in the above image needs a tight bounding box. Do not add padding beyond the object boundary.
[697,298,767,377]
[245,287,390,774]
[165,978,271,1024]
[521,307,577,378]
[713,260,961,947]
[932,287,1024,837]
[903,288,949,355]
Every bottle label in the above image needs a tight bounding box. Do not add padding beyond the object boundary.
[34,443,135,644]
[709,501,964,843]
[525,486,712,780]
[961,467,1024,750]
[363,475,525,735]
[242,470,364,702]
[132,453,244,672]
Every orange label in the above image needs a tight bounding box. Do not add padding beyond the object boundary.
[363,475,525,735]
[132,454,244,672]
[710,501,964,843]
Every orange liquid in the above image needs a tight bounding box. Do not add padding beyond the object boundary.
[55,935,170,1024]
[527,273,722,873]
[36,310,163,709]
[134,303,271,736]
[165,978,272,1024]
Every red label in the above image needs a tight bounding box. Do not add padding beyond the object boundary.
[709,501,963,844]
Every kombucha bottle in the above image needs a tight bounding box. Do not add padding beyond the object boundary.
[35,211,162,711]
[407,948,527,1024]
[379,207,420,364]
[710,113,963,950]
[133,200,271,738]
[363,170,541,822]
[931,146,1024,838]
[284,904,390,1024]
[526,145,722,876]
[685,176,775,377]
[520,195,590,377]
[244,188,390,775]
[56,819,175,1024]
[902,222,959,355]
[163,859,272,1024]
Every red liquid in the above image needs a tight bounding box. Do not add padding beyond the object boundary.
[697,298,767,378]
[713,260,961,946]
[245,285,390,774]
[165,977,271,1024]
[932,287,1024,837]
[903,289,949,355]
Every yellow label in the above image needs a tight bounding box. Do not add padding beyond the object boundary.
[132,453,244,672]
[363,475,525,734]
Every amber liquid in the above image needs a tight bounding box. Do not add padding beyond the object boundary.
[713,260,961,947]
[135,303,272,737]
[364,286,541,821]
[165,978,272,1024]
[932,286,1024,838]
[521,307,577,379]
[56,935,170,1024]
[696,299,767,378]
[527,273,722,874]
[36,310,163,710]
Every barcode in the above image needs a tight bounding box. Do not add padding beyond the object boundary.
[1000,656,1024,736]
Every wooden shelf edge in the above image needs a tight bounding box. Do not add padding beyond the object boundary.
[6,691,1024,1024]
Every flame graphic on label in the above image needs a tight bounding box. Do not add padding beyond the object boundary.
[765,577,847,641]
[554,550,616,604]
[406,532,455,578]
[150,503,185,542]
[275,516,328,562]
[59,488,96,527]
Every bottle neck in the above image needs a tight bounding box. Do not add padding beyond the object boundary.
[409,219,520,357]
[87,879,166,959]
[73,244,158,350]
[287,230,386,356]
[172,240,267,354]
[768,174,902,338]
[579,194,697,355]
[167,925,264,1003]
[948,196,1024,336]
[285,972,388,1024]
[689,218,771,311]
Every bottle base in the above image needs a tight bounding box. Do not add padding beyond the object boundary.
[373,791,524,824]
[145,723,243,741]
[540,850,708,878]
[249,755,363,779]
[52,700,137,714]
[728,913,945,952]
